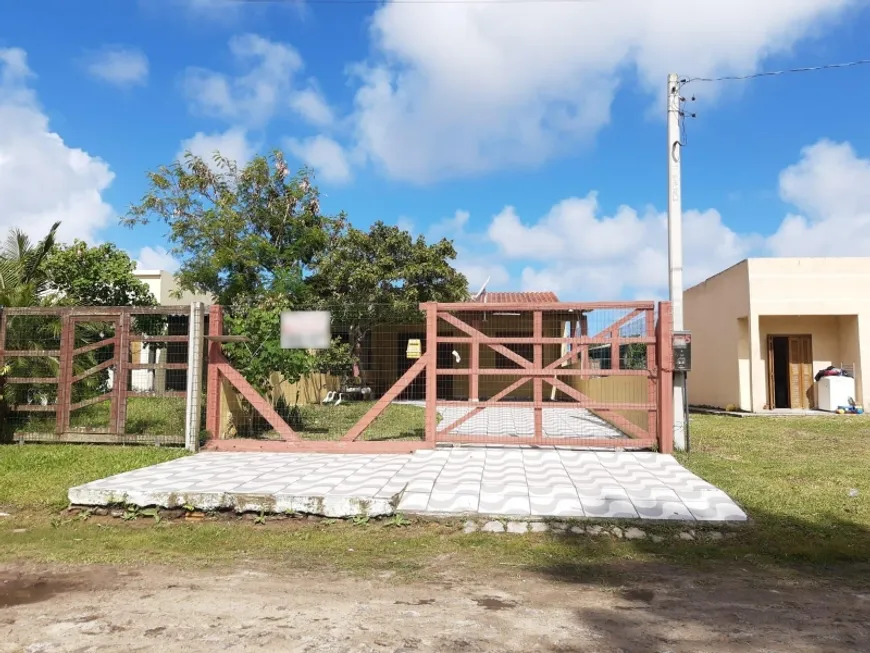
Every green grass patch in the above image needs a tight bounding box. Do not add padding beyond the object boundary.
[0,445,188,511]
[8,396,187,437]
[1,415,870,582]
[259,401,427,442]
[678,415,870,563]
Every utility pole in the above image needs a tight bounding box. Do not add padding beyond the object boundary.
[667,73,687,451]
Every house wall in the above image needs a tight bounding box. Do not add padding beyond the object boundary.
[367,313,567,401]
[756,315,843,408]
[684,261,751,410]
[575,376,649,432]
[133,270,213,306]
[746,258,870,410]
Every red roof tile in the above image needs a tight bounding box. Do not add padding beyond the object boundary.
[473,291,559,304]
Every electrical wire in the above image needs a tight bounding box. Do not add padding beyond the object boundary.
[683,58,870,84]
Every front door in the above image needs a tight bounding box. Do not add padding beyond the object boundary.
[767,335,813,409]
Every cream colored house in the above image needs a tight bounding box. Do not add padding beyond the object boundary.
[133,269,213,306]
[129,269,213,393]
[685,258,869,412]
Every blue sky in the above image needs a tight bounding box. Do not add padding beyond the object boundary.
[2,0,870,300]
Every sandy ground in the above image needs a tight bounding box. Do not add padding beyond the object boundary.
[1,562,868,653]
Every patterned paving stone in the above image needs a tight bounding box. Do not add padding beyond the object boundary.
[69,450,747,522]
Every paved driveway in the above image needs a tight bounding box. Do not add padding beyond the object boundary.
[69,449,746,522]
[400,401,628,440]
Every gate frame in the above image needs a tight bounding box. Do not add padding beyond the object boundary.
[203,301,674,454]
[0,305,193,445]
[425,301,673,452]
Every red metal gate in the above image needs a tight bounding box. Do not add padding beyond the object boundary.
[427,301,673,451]
[203,301,674,454]
[1,306,193,444]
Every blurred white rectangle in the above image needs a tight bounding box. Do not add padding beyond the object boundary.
[280,311,331,349]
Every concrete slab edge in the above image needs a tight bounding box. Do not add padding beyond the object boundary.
[67,486,399,518]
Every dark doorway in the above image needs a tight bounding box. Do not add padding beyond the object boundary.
[771,336,790,408]
[767,334,813,410]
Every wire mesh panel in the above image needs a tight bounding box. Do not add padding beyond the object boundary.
[1,312,63,439]
[209,305,432,450]
[0,306,195,445]
[203,301,666,453]
[125,308,193,444]
[431,302,659,449]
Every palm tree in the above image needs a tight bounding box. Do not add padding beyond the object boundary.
[0,222,60,307]
[0,223,61,427]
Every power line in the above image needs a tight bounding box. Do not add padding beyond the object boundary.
[683,58,870,84]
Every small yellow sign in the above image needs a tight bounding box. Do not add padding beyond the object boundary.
[406,338,422,359]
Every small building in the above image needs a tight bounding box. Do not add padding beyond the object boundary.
[684,258,869,412]
[133,269,213,307]
[129,269,213,393]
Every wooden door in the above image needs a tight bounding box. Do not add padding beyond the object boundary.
[787,336,813,409]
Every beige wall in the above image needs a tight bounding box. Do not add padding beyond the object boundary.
[756,316,843,409]
[575,376,650,433]
[683,261,751,410]
[368,314,567,400]
[747,258,869,410]
[685,257,870,411]
[134,270,213,306]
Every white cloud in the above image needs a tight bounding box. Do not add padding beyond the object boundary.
[182,34,337,130]
[349,0,859,182]
[290,86,334,127]
[136,246,180,272]
[84,46,149,87]
[487,195,756,299]
[768,140,870,256]
[183,34,303,126]
[178,127,256,168]
[459,260,510,294]
[456,138,870,299]
[0,47,115,244]
[286,135,352,184]
[396,216,415,233]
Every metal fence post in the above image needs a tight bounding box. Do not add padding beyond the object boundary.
[184,302,205,452]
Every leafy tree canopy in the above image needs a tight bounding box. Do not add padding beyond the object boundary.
[123,151,344,306]
[308,221,468,379]
[45,240,155,307]
[308,220,469,323]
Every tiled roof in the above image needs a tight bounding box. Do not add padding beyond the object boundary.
[474,291,559,304]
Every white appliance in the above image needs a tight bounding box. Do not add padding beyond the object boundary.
[816,376,856,412]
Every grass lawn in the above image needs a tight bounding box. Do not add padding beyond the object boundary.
[1,415,869,582]
[8,396,187,437]
[257,401,428,441]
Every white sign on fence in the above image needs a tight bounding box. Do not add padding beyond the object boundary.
[280,311,331,349]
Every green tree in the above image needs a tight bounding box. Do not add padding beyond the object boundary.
[308,221,469,379]
[123,150,343,306]
[44,240,155,306]
[0,222,60,307]
[223,296,312,400]
[0,223,61,415]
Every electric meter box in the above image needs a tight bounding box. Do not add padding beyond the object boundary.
[673,331,692,372]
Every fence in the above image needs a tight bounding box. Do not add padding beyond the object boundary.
[204,304,436,453]
[0,305,205,447]
[0,301,674,453]
[204,301,674,453]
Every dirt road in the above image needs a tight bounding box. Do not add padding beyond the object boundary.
[2,562,868,653]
